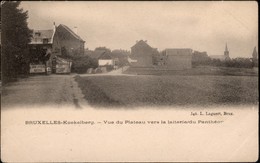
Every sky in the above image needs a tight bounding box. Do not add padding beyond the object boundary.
[20,1,258,58]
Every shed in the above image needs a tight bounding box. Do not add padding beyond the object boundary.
[98,51,113,66]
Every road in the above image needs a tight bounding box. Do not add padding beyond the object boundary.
[1,74,87,109]
[1,66,131,109]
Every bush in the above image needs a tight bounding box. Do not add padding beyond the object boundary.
[71,55,98,74]
[224,58,253,68]
[192,57,254,69]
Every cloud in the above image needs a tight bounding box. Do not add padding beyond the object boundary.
[20,1,258,57]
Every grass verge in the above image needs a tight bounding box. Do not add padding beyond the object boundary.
[74,75,123,108]
[75,75,258,108]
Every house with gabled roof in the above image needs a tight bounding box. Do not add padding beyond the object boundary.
[98,51,120,70]
[29,29,55,73]
[98,51,113,66]
[52,24,85,57]
[130,40,158,67]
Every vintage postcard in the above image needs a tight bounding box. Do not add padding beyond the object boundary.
[1,1,258,162]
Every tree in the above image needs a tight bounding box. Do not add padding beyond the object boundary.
[2,1,32,83]
[71,55,98,73]
[94,47,111,53]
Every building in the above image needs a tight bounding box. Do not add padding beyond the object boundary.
[98,51,119,69]
[29,29,55,73]
[52,24,85,57]
[252,46,258,60]
[130,40,158,67]
[209,43,231,61]
[98,51,113,66]
[192,51,210,66]
[252,46,258,67]
[162,48,193,70]
[224,43,230,59]
[29,23,85,74]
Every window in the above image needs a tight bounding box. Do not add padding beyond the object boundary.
[43,38,49,44]
[35,32,41,36]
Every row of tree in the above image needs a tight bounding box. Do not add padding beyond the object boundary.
[192,53,258,68]
[60,47,98,73]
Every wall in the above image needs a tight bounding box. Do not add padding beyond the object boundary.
[130,55,153,67]
[131,42,154,67]
[52,26,85,57]
[99,59,113,66]
[166,55,192,70]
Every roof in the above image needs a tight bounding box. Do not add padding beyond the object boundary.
[56,56,72,63]
[86,50,105,59]
[30,29,54,44]
[131,40,152,49]
[209,55,226,61]
[59,24,84,42]
[225,43,229,52]
[165,48,193,56]
[98,51,112,60]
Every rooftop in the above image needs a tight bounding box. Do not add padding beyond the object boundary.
[30,29,54,44]
[165,48,193,56]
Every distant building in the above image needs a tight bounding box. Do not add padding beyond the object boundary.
[209,43,231,61]
[98,51,119,69]
[86,47,111,59]
[192,51,211,66]
[252,46,258,60]
[130,40,158,67]
[98,51,113,66]
[224,43,230,59]
[162,48,193,70]
[192,51,209,61]
[252,46,258,67]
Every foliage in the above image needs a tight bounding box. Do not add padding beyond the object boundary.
[2,1,32,83]
[59,47,98,73]
[252,59,258,67]
[110,49,130,67]
[192,55,254,69]
[94,47,111,52]
[71,55,98,74]
[192,52,211,67]
[29,46,50,64]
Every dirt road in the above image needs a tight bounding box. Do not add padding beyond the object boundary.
[1,74,87,109]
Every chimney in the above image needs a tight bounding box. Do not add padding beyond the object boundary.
[51,22,56,43]
[53,22,56,30]
[73,26,78,35]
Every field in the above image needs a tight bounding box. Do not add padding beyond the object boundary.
[124,66,258,76]
[75,72,258,108]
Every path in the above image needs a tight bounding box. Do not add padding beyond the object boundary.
[1,74,88,109]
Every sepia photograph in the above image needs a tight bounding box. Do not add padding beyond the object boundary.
[1,1,258,162]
